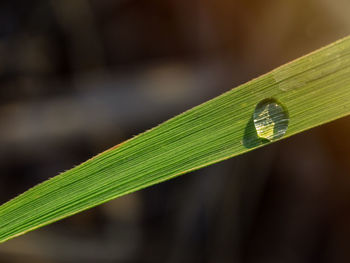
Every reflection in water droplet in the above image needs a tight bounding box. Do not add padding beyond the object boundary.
[253,98,289,141]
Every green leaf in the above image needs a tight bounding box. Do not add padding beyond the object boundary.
[1,35,350,243]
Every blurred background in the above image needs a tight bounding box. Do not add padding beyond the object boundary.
[0,0,350,262]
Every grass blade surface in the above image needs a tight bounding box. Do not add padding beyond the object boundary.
[1,35,350,243]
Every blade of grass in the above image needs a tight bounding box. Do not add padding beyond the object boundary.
[1,35,350,243]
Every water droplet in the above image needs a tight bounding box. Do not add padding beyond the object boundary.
[253,98,289,141]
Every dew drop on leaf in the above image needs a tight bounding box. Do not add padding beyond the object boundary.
[253,98,289,141]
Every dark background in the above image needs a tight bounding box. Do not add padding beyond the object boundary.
[0,0,350,262]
